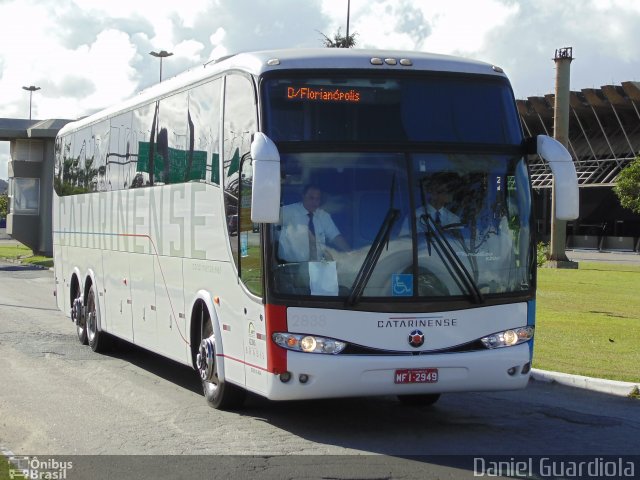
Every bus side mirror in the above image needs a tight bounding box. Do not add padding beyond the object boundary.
[536,135,579,220]
[251,133,281,223]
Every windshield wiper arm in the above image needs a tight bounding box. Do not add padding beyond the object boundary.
[346,208,400,307]
[423,215,484,304]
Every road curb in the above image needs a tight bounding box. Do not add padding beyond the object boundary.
[531,368,639,398]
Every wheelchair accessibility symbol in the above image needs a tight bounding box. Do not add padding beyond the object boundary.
[391,274,413,297]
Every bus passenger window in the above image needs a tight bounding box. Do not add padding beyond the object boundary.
[239,158,262,296]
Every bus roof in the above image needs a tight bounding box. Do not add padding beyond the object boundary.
[221,48,504,77]
[58,48,507,136]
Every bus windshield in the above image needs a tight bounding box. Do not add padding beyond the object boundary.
[263,73,531,303]
[268,152,532,301]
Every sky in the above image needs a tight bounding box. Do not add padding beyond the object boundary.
[2,0,640,179]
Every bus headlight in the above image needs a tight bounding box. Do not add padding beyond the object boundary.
[481,326,534,349]
[300,336,317,352]
[273,333,347,354]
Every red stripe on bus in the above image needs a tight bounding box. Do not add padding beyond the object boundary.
[218,354,269,372]
[265,304,288,374]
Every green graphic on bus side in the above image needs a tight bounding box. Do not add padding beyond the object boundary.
[137,142,219,184]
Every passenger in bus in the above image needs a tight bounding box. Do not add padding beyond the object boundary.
[401,172,462,234]
[277,184,350,262]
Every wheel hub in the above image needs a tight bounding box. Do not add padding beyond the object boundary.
[196,337,216,382]
[71,297,84,326]
[87,311,96,339]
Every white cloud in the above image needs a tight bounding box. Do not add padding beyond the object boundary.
[475,0,640,97]
[321,0,516,52]
[208,27,229,62]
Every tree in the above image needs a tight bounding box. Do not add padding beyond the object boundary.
[319,28,357,48]
[0,193,7,220]
[614,156,640,214]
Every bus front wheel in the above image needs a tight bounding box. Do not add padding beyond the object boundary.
[197,313,245,410]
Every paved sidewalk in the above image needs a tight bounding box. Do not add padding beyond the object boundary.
[0,228,25,249]
[531,369,639,398]
[0,227,13,242]
[566,248,640,265]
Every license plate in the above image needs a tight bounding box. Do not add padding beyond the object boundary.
[394,368,438,384]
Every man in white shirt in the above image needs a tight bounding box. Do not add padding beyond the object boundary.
[277,185,349,262]
[401,173,461,235]
[417,181,461,229]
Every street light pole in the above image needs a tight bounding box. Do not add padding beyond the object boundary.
[22,85,41,120]
[346,0,351,43]
[149,50,174,82]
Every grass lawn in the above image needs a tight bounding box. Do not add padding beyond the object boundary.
[0,243,53,268]
[534,261,640,383]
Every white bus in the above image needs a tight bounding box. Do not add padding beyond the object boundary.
[53,49,578,409]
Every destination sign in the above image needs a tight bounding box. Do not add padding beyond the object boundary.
[287,86,361,103]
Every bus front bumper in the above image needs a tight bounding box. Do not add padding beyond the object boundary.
[263,343,532,401]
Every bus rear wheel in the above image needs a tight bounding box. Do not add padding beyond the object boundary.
[71,285,87,345]
[397,393,441,406]
[197,313,245,410]
[86,283,111,353]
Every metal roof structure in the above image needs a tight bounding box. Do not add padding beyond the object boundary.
[518,81,640,188]
[0,118,72,141]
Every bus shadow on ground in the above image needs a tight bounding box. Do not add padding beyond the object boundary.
[99,341,635,464]
[102,338,202,395]
[99,338,507,450]
[0,264,46,271]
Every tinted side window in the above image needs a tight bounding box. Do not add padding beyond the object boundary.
[54,134,76,196]
[155,92,190,185]
[56,131,89,195]
[108,111,133,189]
[223,74,257,268]
[129,104,156,188]
[190,79,222,185]
[92,120,110,192]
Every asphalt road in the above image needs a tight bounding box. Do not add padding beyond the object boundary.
[1,260,638,479]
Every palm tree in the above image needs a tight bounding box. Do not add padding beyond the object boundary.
[319,27,357,48]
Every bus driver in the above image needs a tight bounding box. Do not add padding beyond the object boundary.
[400,172,462,235]
[277,184,350,263]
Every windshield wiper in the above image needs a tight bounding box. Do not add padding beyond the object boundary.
[346,207,400,307]
[422,214,484,304]
[346,173,400,307]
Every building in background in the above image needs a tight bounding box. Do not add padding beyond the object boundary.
[520,81,640,252]
[1,118,71,255]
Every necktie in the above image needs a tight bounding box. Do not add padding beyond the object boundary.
[435,210,441,226]
[307,212,317,260]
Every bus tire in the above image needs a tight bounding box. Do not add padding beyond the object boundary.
[71,282,88,345]
[198,311,246,410]
[397,393,441,406]
[86,283,111,353]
